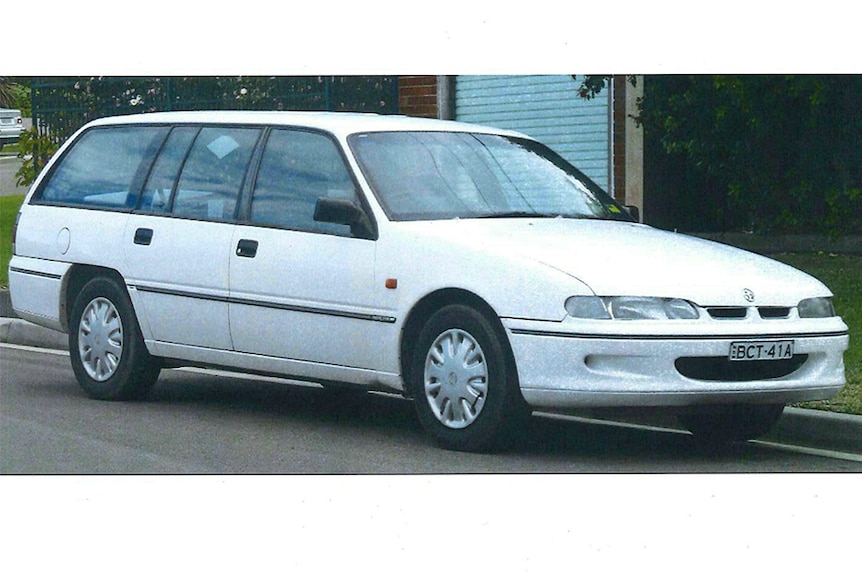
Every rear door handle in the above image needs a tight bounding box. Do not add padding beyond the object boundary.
[134,227,153,246]
[236,239,259,258]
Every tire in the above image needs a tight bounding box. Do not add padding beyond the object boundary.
[69,275,161,400]
[677,403,785,444]
[408,304,527,452]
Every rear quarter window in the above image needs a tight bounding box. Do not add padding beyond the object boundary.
[36,126,168,208]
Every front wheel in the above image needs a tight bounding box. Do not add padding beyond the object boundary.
[69,276,161,400]
[677,403,785,444]
[409,305,528,452]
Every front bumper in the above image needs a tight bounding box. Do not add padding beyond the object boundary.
[503,317,849,410]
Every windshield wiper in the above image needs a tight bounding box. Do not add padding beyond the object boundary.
[473,211,558,219]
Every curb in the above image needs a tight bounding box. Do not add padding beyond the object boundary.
[2,316,861,456]
[766,407,862,455]
[0,317,68,350]
[572,404,862,456]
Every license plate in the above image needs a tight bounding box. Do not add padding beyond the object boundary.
[729,340,794,361]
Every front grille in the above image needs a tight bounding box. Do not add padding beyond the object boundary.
[758,306,791,319]
[675,355,808,381]
[706,306,793,320]
[707,307,747,319]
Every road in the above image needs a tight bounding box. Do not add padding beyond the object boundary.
[0,155,25,197]
[2,344,861,473]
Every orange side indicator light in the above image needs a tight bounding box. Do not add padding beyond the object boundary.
[385,278,398,289]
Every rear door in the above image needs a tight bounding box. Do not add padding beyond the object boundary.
[228,128,390,370]
[125,125,262,350]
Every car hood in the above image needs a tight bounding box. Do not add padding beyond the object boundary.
[395,218,830,307]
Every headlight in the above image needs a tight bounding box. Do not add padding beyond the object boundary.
[798,297,835,318]
[564,296,612,319]
[565,296,699,320]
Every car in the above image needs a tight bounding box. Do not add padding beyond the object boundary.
[0,107,24,150]
[9,111,849,451]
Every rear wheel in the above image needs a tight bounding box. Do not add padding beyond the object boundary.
[677,403,785,444]
[69,276,161,400]
[409,304,527,452]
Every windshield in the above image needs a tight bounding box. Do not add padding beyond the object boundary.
[348,131,631,222]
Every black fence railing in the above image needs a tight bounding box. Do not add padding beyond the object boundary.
[32,76,399,141]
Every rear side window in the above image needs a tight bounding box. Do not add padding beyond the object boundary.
[172,127,261,221]
[139,127,199,213]
[37,126,168,207]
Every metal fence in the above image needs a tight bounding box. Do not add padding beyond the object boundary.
[31,76,399,141]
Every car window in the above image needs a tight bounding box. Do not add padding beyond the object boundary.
[349,131,630,222]
[139,127,199,213]
[37,126,168,207]
[250,129,358,236]
[172,127,261,221]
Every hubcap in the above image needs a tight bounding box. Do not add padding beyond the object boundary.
[424,328,488,429]
[78,297,123,382]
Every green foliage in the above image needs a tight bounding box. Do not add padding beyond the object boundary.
[642,75,862,236]
[575,75,613,99]
[8,84,31,116]
[0,194,26,286]
[0,78,30,114]
[15,127,60,187]
[0,77,14,108]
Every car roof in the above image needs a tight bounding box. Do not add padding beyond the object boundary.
[85,110,528,139]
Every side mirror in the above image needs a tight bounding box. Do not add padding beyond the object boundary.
[624,204,640,223]
[313,198,376,239]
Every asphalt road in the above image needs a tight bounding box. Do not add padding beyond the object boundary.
[0,155,25,196]
[2,344,861,473]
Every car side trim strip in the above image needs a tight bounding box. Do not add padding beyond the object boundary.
[509,328,849,341]
[130,284,397,324]
[8,267,63,280]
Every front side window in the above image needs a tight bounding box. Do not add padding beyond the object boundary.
[250,129,358,236]
[37,126,168,207]
[172,127,261,221]
[349,131,631,222]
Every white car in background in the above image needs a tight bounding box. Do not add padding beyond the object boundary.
[0,107,24,150]
[9,111,849,451]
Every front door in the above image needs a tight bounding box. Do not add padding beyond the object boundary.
[228,128,390,370]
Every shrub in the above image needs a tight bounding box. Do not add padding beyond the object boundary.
[15,127,60,187]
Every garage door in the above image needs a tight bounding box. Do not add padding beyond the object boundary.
[455,75,611,191]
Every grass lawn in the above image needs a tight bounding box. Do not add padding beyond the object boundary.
[0,202,857,415]
[774,253,862,415]
[0,194,25,286]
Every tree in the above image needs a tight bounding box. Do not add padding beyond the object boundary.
[641,75,862,235]
[0,77,15,108]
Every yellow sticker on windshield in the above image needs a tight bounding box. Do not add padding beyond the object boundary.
[609,205,621,213]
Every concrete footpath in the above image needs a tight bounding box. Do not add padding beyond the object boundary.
[2,303,861,457]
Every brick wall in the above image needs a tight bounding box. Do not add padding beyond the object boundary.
[612,75,627,204]
[398,76,438,118]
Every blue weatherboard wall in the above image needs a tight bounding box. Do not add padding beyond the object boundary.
[454,75,611,191]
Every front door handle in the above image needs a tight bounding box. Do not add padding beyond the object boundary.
[236,239,259,258]
[134,227,153,246]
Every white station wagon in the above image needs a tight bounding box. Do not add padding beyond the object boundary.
[10,111,849,451]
